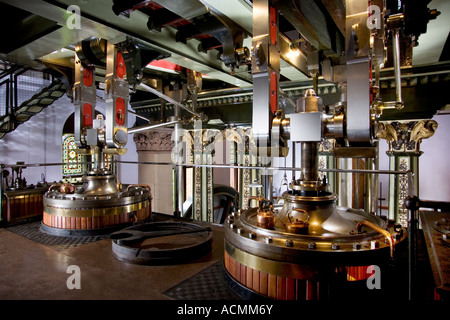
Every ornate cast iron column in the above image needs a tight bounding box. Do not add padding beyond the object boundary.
[190,128,223,222]
[376,120,438,226]
[226,127,259,210]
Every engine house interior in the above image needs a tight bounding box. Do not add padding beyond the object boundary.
[0,0,449,305]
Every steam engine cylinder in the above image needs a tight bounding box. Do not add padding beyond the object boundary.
[223,190,407,300]
[41,174,151,236]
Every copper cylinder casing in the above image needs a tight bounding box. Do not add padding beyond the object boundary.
[224,201,407,300]
[42,176,152,233]
[224,246,371,300]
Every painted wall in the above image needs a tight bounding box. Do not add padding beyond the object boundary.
[0,93,138,186]
[417,114,450,202]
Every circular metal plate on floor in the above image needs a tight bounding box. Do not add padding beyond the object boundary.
[111,221,213,265]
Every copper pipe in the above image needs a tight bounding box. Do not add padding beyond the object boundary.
[356,220,395,259]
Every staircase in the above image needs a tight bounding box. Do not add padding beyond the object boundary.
[0,62,67,139]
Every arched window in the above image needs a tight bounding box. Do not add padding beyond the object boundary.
[62,133,84,181]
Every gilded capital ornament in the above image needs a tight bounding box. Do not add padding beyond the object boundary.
[376,120,438,154]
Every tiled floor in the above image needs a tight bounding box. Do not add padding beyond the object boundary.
[0,215,229,300]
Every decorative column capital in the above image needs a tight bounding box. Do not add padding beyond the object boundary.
[319,138,336,154]
[375,120,438,155]
[225,127,254,153]
[133,128,174,152]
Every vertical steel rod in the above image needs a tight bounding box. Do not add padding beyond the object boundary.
[392,28,404,109]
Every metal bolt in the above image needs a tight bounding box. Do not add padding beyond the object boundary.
[248,232,256,239]
[308,242,316,249]
[371,240,379,249]
[229,223,235,229]
[331,243,340,250]
[285,239,294,247]
[353,242,361,250]
[265,237,273,244]
[237,228,243,234]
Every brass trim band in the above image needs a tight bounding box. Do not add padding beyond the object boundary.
[225,241,371,282]
[225,241,335,280]
[43,200,149,218]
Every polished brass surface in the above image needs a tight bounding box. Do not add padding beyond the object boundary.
[225,241,334,280]
[44,200,149,218]
[78,174,118,195]
[225,208,406,266]
[276,191,342,235]
[43,191,149,208]
[286,208,310,234]
[42,171,151,232]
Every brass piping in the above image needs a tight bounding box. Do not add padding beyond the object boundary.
[356,220,395,259]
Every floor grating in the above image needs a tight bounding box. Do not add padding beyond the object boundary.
[6,221,108,251]
[163,260,241,300]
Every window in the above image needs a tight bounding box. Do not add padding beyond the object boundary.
[62,133,84,181]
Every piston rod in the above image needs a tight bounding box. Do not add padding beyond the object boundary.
[128,119,180,134]
[392,28,404,109]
